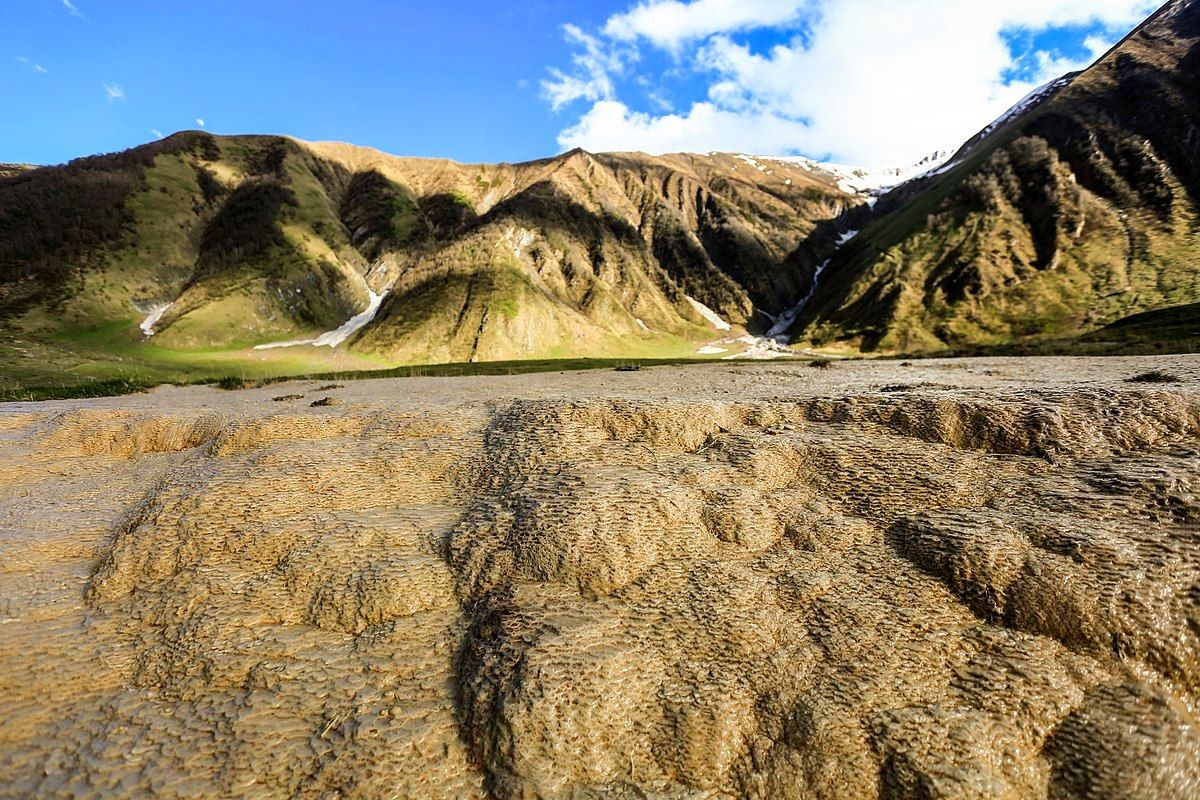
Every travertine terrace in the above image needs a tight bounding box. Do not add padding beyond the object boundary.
[1,356,1199,798]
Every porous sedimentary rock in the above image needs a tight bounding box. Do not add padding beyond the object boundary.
[0,357,1197,798]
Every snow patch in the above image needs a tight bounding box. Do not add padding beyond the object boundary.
[765,211,866,342]
[979,76,1072,142]
[722,335,793,361]
[696,334,791,361]
[139,302,173,337]
[761,149,956,196]
[767,260,829,340]
[255,288,388,351]
[685,296,732,331]
[735,154,769,173]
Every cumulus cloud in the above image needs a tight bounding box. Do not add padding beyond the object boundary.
[62,0,84,19]
[547,0,1159,165]
[103,83,125,102]
[604,0,811,50]
[196,118,206,127]
[559,100,810,154]
[150,129,164,139]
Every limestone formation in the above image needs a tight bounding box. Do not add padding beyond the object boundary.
[1,357,1197,798]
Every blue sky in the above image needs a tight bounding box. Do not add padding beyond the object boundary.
[1,0,1159,167]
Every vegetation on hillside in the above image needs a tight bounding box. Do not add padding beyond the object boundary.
[791,0,1200,354]
[2,1,1198,397]
[0,136,854,393]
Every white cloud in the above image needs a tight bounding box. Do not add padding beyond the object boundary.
[1083,34,1117,59]
[604,0,810,50]
[103,83,125,102]
[16,56,48,74]
[150,129,164,139]
[196,118,206,127]
[549,0,1160,165]
[542,24,633,110]
[62,0,85,19]
[559,99,810,154]
[647,90,674,112]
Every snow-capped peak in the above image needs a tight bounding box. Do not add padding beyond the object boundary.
[738,74,1075,201]
[757,149,958,196]
[978,75,1074,142]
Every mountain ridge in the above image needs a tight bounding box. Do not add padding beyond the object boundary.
[1,0,1198,391]
[787,0,1200,353]
[0,133,862,385]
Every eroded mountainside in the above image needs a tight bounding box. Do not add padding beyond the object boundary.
[792,0,1200,353]
[1,357,1198,798]
[3,2,1199,382]
[0,135,854,367]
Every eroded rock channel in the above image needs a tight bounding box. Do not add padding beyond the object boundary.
[1,358,1198,798]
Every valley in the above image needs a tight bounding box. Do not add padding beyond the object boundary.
[3,3,1200,797]
[2,0,1198,397]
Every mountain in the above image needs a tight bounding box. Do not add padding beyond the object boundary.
[2,1,1198,391]
[0,135,859,384]
[785,0,1200,354]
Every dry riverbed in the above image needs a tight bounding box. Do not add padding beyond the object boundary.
[1,356,1198,798]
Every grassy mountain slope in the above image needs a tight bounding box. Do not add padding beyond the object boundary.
[790,0,1200,354]
[1,135,374,354]
[0,136,854,388]
[5,0,1196,395]
[304,145,854,363]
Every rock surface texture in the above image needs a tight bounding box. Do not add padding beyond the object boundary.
[1,357,1199,798]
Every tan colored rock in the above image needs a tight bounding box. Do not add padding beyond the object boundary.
[1,356,1198,798]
